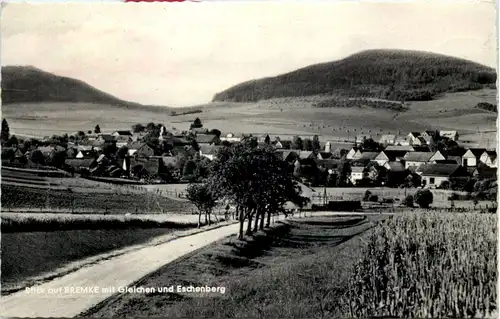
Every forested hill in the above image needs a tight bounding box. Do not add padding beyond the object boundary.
[1,66,144,108]
[212,49,497,102]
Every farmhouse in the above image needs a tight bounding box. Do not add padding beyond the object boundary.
[395,136,411,146]
[346,147,360,160]
[472,166,497,179]
[220,133,242,143]
[416,163,467,188]
[428,150,447,163]
[97,134,115,144]
[356,134,372,144]
[127,142,155,158]
[480,150,497,168]
[440,130,459,141]
[379,134,397,145]
[350,166,365,185]
[374,150,407,166]
[385,145,415,152]
[461,148,486,167]
[199,144,223,161]
[403,152,434,170]
[65,158,97,173]
[195,134,220,145]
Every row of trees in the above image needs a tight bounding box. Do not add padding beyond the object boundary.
[290,135,321,151]
[186,140,309,239]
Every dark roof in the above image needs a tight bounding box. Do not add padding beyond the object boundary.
[474,167,497,178]
[98,134,115,142]
[315,159,340,169]
[485,150,497,159]
[358,152,379,160]
[127,142,150,150]
[385,145,414,152]
[195,134,218,144]
[385,161,405,172]
[380,150,408,161]
[413,146,431,152]
[434,160,461,165]
[114,131,132,136]
[409,132,421,137]
[417,163,461,177]
[403,152,433,162]
[319,152,332,159]
[442,148,467,157]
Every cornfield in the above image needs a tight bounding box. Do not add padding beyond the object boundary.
[345,212,497,318]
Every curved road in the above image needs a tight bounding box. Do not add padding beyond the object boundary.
[0,212,388,318]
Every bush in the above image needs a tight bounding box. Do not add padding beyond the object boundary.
[368,195,379,202]
[402,194,414,207]
[414,189,433,208]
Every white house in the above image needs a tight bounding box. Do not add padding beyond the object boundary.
[220,133,242,143]
[403,152,434,170]
[346,148,360,160]
[428,150,447,163]
[480,150,497,168]
[416,163,466,188]
[350,166,365,185]
[440,130,459,141]
[461,148,486,167]
[379,134,397,145]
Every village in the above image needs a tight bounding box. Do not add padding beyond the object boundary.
[1,117,497,196]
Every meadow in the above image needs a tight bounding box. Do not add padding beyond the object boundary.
[84,211,496,318]
[4,88,496,149]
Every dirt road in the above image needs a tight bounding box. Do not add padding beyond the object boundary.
[0,212,384,318]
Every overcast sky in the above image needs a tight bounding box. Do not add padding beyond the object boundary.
[2,2,497,107]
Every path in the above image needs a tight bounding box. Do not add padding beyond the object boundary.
[0,211,385,318]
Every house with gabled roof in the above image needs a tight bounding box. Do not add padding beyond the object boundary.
[472,166,497,179]
[440,130,459,141]
[353,151,379,161]
[298,151,317,160]
[127,142,155,158]
[428,150,447,163]
[395,136,411,146]
[220,133,242,143]
[350,166,365,185]
[403,152,434,169]
[461,148,486,167]
[97,134,115,144]
[379,134,397,145]
[199,144,223,161]
[346,147,360,160]
[195,134,220,145]
[480,150,497,168]
[317,152,333,160]
[385,145,415,152]
[374,150,407,166]
[112,130,133,137]
[416,163,467,188]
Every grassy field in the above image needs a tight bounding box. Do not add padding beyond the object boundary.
[84,211,496,318]
[4,88,496,148]
[1,228,180,294]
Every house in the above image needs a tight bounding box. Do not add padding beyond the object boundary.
[76,144,94,152]
[36,145,65,157]
[421,130,437,138]
[374,150,407,166]
[379,134,397,145]
[315,159,340,171]
[324,141,332,153]
[298,151,317,160]
[76,150,94,159]
[407,132,421,142]
[278,150,300,163]
[220,133,242,143]
[129,156,161,177]
[112,130,133,138]
[428,150,447,163]
[258,134,271,143]
[199,144,223,161]
[416,163,467,188]
[412,136,429,146]
[195,134,220,145]
[65,158,97,173]
[127,142,155,158]
[317,152,333,160]
[353,151,379,161]
[191,127,209,134]
[350,166,365,185]
[346,147,360,160]
[272,139,283,149]
[356,134,372,144]
[113,131,133,147]
[440,130,459,141]
[461,148,486,167]
[403,152,434,169]
[1,147,24,164]
[97,134,115,144]
[385,145,415,152]
[395,136,411,146]
[480,150,497,168]
[472,166,497,179]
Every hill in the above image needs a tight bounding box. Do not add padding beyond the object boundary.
[1,66,167,110]
[212,49,497,102]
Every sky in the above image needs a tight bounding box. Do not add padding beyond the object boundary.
[1,1,497,107]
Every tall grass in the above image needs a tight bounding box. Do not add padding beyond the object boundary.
[345,212,497,318]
